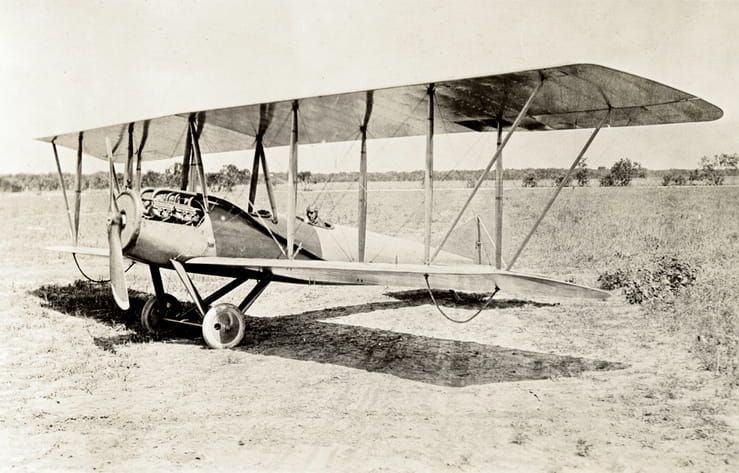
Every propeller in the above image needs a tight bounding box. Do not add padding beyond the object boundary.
[105,137,129,310]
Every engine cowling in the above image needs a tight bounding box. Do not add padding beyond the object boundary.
[119,188,216,265]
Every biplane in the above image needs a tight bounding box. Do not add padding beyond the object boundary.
[40,64,722,349]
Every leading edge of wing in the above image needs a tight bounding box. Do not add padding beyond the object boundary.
[185,257,610,300]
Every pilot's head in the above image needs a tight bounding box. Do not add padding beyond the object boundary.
[306,205,318,221]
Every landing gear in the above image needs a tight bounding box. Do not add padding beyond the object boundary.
[141,293,181,334]
[202,303,246,349]
[154,260,272,349]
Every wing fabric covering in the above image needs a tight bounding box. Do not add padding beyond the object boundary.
[40,64,722,162]
[185,257,610,300]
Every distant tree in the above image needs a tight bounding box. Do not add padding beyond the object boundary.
[164,162,183,187]
[521,173,538,188]
[599,173,615,187]
[700,153,738,185]
[141,170,164,188]
[673,173,686,186]
[553,173,572,187]
[216,164,247,192]
[297,170,313,190]
[87,172,108,190]
[661,174,672,186]
[688,169,703,184]
[605,158,643,186]
[574,159,589,187]
[0,177,23,192]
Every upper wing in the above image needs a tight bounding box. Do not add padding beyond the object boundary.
[39,64,722,162]
[185,256,610,300]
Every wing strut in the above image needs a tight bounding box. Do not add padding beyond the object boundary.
[181,114,194,191]
[286,100,299,259]
[247,136,261,212]
[134,120,149,192]
[507,108,611,270]
[430,80,543,262]
[358,90,373,262]
[73,132,83,244]
[424,84,435,263]
[188,115,209,212]
[249,104,275,214]
[124,122,134,189]
[51,139,76,242]
[494,120,503,269]
[259,144,279,223]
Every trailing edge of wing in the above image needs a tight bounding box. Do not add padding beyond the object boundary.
[38,64,723,162]
[185,257,610,300]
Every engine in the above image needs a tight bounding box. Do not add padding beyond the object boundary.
[141,189,205,226]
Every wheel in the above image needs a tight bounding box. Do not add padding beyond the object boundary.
[141,293,181,334]
[202,303,246,349]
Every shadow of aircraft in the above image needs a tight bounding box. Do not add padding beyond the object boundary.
[31,280,628,387]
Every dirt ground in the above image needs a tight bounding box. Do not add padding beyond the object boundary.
[1,188,736,472]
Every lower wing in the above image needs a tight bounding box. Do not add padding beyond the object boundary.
[46,245,108,257]
[185,257,610,300]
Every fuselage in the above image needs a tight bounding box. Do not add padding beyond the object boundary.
[120,188,468,276]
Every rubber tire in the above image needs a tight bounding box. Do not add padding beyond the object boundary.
[202,303,246,349]
[141,294,180,335]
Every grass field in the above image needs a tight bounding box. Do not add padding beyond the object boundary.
[1,181,737,472]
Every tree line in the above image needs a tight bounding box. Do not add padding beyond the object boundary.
[2,154,737,193]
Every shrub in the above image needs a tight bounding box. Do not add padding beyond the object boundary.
[598,255,698,304]
[701,153,738,186]
[661,173,687,186]
[599,173,615,187]
[688,168,703,184]
[521,174,537,188]
[553,173,572,187]
[0,177,23,192]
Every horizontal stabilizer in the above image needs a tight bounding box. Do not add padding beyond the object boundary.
[46,245,109,257]
[185,257,609,300]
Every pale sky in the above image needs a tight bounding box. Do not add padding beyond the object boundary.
[1,0,737,174]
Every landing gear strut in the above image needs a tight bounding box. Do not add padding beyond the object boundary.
[142,263,271,349]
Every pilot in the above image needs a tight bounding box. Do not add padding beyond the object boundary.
[306,205,324,226]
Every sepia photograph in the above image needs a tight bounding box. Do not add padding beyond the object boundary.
[1,1,736,471]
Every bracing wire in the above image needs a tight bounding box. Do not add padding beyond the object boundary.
[366,94,491,262]
[424,274,499,324]
[72,253,135,284]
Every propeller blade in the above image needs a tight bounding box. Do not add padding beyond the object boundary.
[105,137,120,213]
[107,215,129,310]
[362,90,374,127]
